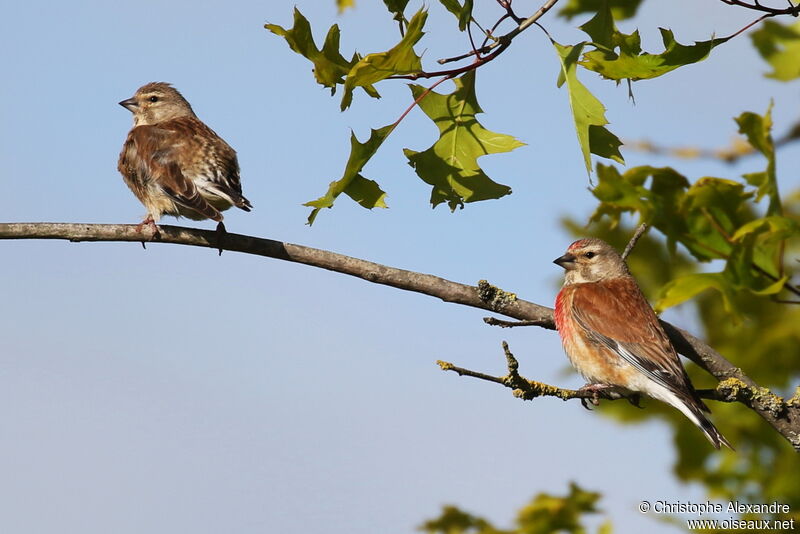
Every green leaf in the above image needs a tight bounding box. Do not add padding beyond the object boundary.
[735,104,781,216]
[383,0,410,20]
[750,20,800,81]
[304,125,393,225]
[730,215,798,289]
[438,0,473,31]
[552,41,623,174]
[656,273,740,320]
[337,0,355,14]
[578,6,730,81]
[680,177,752,261]
[732,216,800,243]
[558,0,643,21]
[403,71,523,210]
[341,9,427,110]
[725,228,790,296]
[344,174,388,209]
[420,483,609,534]
[590,165,689,240]
[266,9,372,96]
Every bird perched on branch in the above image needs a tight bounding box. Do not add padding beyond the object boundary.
[117,82,251,249]
[554,238,732,449]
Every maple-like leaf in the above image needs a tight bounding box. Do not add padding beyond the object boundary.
[403,71,523,210]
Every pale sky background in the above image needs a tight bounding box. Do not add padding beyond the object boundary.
[1,1,799,533]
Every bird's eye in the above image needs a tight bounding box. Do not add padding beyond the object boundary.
[583,251,596,259]
[148,96,159,102]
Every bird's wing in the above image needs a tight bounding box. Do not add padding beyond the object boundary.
[567,278,705,408]
[129,125,221,221]
[168,117,252,211]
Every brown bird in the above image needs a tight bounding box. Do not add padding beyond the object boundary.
[117,82,251,248]
[554,238,732,449]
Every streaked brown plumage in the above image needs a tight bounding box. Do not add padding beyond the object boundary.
[117,82,251,235]
[554,238,732,449]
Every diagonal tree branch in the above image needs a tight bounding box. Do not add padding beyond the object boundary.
[1,222,798,449]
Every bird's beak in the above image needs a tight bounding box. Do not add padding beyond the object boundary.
[118,97,138,112]
[553,252,576,269]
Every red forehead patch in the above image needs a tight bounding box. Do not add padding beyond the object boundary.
[568,239,591,251]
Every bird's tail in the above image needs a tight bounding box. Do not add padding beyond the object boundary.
[676,396,734,450]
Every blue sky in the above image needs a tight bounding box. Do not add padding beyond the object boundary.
[1,1,798,533]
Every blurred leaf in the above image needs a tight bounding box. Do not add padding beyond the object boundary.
[266,9,374,96]
[515,482,603,534]
[750,20,800,81]
[420,483,609,534]
[732,216,800,243]
[680,177,753,261]
[304,125,393,224]
[404,71,522,210]
[655,272,740,319]
[341,9,427,110]
[418,505,499,534]
[558,0,643,20]
[438,0,473,31]
[736,104,781,216]
[732,215,798,282]
[337,0,355,14]
[552,41,624,174]
[590,164,689,233]
[578,6,730,81]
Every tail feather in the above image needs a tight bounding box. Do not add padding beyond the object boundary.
[692,405,734,450]
[649,383,734,450]
[677,396,734,450]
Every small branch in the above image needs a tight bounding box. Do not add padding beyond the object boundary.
[483,317,547,328]
[438,341,628,403]
[719,0,800,16]
[404,0,560,78]
[621,223,649,260]
[441,344,800,444]
[625,122,800,164]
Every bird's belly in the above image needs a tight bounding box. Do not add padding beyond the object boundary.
[562,334,635,386]
[123,175,182,221]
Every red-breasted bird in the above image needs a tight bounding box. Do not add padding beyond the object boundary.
[117,82,251,242]
[554,238,732,449]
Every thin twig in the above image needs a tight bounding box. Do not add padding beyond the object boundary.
[621,223,649,260]
[719,0,800,16]
[407,0,560,78]
[483,317,545,328]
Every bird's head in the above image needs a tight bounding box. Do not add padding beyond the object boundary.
[554,238,629,285]
[119,82,195,126]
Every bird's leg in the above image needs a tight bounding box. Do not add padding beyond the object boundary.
[216,220,227,256]
[577,383,617,410]
[134,216,161,248]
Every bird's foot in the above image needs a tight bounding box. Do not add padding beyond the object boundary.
[577,383,617,410]
[627,393,643,409]
[134,217,161,248]
[216,221,227,256]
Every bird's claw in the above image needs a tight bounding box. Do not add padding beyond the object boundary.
[216,221,227,256]
[135,217,161,248]
[627,393,643,409]
[577,383,614,410]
